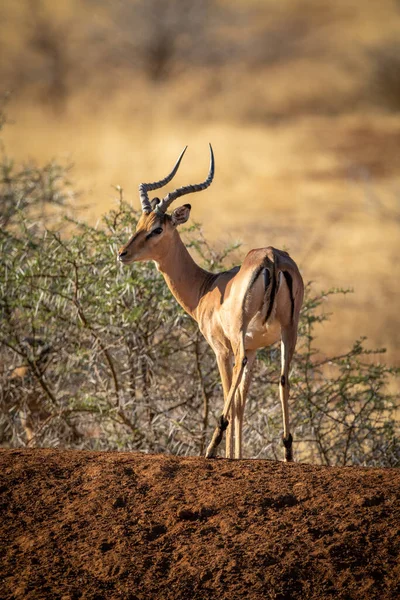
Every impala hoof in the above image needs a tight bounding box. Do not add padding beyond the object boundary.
[282,433,293,462]
[205,445,217,459]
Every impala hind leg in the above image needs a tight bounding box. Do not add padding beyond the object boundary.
[226,404,235,459]
[206,345,247,459]
[279,326,297,462]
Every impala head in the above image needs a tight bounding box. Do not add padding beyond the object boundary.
[118,144,214,265]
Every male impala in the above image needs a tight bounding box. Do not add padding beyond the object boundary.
[118,145,304,460]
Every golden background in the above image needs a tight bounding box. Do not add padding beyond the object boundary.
[1,0,399,363]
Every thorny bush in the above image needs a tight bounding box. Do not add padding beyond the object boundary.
[0,141,398,466]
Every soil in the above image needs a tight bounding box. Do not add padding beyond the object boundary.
[1,449,399,600]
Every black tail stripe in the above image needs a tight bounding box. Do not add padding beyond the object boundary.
[263,267,270,290]
[248,265,264,292]
[264,264,276,324]
[282,271,295,322]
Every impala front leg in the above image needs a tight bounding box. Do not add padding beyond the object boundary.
[203,346,232,458]
[234,350,256,459]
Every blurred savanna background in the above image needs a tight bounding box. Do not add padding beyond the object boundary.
[1,0,400,364]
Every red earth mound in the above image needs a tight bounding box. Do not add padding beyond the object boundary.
[1,449,399,599]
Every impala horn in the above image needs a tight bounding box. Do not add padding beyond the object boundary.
[155,144,215,215]
[139,146,188,214]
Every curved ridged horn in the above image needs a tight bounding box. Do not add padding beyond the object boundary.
[156,143,215,215]
[139,146,188,213]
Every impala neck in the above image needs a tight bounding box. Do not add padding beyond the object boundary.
[154,231,213,320]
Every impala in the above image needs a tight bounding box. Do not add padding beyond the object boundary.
[118,145,304,460]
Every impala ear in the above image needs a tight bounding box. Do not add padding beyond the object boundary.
[171,204,191,226]
[150,197,161,210]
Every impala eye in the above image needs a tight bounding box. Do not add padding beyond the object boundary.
[146,227,163,240]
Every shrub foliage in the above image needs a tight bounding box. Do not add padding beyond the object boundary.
[0,141,398,466]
